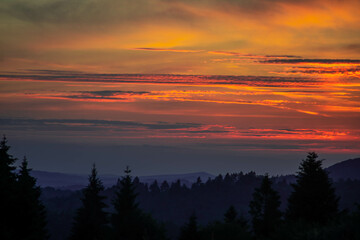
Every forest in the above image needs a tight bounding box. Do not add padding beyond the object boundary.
[1,136,360,240]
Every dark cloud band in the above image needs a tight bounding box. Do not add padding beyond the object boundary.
[0,118,202,131]
[0,70,318,88]
[260,59,360,64]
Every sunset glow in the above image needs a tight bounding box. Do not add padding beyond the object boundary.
[0,0,359,174]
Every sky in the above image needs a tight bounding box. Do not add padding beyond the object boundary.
[0,0,359,176]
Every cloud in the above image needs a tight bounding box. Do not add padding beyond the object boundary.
[25,69,85,75]
[0,70,319,88]
[2,0,360,76]
[0,118,202,131]
[343,44,360,53]
[0,0,169,25]
[1,118,356,142]
[276,66,360,78]
[79,90,149,96]
[260,58,360,65]
[208,51,301,59]
[57,90,150,101]
[0,0,312,26]
[133,48,202,53]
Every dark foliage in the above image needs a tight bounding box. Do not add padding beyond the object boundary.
[286,152,339,224]
[0,137,48,240]
[200,207,251,240]
[111,166,167,240]
[178,213,199,240]
[1,139,359,240]
[16,157,48,240]
[69,164,108,240]
[0,136,18,239]
[249,174,282,239]
[224,205,237,223]
[41,166,360,240]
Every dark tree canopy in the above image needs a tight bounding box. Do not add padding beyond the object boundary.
[112,166,167,240]
[224,205,237,223]
[70,164,108,240]
[286,152,339,224]
[150,180,160,194]
[2,137,359,240]
[17,156,48,240]
[200,208,251,240]
[249,174,282,238]
[178,213,199,240]
[0,136,18,239]
[160,180,170,192]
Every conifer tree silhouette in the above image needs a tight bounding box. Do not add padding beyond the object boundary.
[249,174,282,238]
[200,208,251,240]
[224,205,237,223]
[286,152,339,224]
[160,180,170,192]
[17,156,48,240]
[178,212,199,240]
[150,180,160,194]
[112,166,142,239]
[70,164,108,240]
[111,166,167,240]
[0,136,18,239]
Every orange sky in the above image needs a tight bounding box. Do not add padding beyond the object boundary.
[0,0,359,174]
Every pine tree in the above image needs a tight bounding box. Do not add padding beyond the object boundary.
[249,174,282,239]
[112,166,141,239]
[70,164,108,240]
[178,213,199,240]
[191,177,203,190]
[149,180,160,194]
[286,152,339,224]
[224,205,237,223]
[160,180,169,192]
[0,136,18,239]
[201,209,251,240]
[112,167,167,240]
[16,156,48,240]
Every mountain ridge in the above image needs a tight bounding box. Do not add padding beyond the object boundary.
[30,157,360,189]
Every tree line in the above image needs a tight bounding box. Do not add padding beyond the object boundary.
[1,136,360,239]
[0,136,47,239]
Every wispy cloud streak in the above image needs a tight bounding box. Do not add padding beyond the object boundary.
[261,59,360,64]
[0,70,319,88]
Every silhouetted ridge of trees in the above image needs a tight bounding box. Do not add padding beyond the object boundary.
[1,136,360,240]
[0,136,48,240]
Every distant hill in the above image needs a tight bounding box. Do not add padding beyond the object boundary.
[31,170,215,190]
[326,158,360,181]
[275,158,360,183]
[30,157,360,189]
[31,171,88,190]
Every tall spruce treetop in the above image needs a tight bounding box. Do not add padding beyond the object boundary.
[112,166,140,221]
[286,152,339,224]
[112,166,142,239]
[70,164,108,240]
[0,135,17,176]
[0,136,18,239]
[0,136,17,190]
[112,167,167,240]
[249,174,282,238]
[17,156,48,240]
